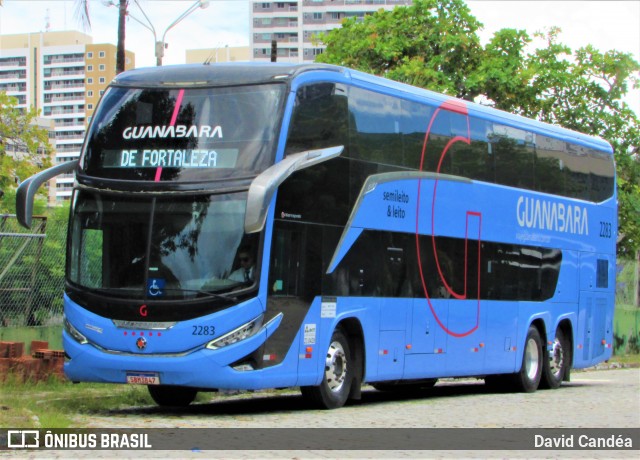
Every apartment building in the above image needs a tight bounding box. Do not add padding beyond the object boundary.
[85,43,135,124]
[0,31,134,202]
[250,0,412,63]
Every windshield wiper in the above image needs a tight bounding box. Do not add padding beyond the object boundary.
[85,286,239,303]
[88,286,140,296]
[162,288,238,303]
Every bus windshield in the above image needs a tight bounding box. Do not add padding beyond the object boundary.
[80,84,286,182]
[67,190,259,301]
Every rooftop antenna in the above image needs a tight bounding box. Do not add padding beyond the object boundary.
[45,8,51,32]
[203,51,216,65]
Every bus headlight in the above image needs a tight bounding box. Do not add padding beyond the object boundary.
[206,315,263,350]
[64,317,88,345]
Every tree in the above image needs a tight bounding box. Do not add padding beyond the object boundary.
[317,0,484,100]
[0,92,52,212]
[316,0,640,256]
[75,0,129,74]
[496,29,640,256]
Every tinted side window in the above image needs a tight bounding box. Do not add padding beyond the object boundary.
[564,143,591,201]
[535,135,566,196]
[275,157,351,226]
[286,83,349,155]
[481,243,561,301]
[285,84,614,210]
[451,118,492,182]
[326,230,561,302]
[590,150,615,202]
[400,99,434,170]
[422,109,452,174]
[349,86,405,167]
[491,125,535,189]
[534,135,614,201]
[279,83,351,225]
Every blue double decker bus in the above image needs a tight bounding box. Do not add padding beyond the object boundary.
[17,63,616,409]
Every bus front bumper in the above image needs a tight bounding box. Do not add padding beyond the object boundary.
[62,313,295,390]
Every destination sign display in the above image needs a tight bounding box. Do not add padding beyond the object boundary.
[102,149,239,169]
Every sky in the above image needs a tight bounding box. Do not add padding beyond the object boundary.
[0,0,639,112]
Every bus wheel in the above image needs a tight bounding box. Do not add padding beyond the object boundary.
[301,327,353,409]
[540,329,569,389]
[148,385,197,407]
[513,325,543,392]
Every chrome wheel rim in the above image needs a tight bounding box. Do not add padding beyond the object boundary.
[548,337,564,379]
[524,337,540,381]
[325,340,347,393]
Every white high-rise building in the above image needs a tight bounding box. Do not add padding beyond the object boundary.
[250,0,412,63]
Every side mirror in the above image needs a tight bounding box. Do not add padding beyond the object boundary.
[16,160,78,228]
[244,146,343,234]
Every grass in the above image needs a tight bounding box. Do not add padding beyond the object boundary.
[1,354,638,428]
[607,353,640,366]
[0,375,154,428]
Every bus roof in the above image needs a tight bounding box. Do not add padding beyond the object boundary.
[111,63,612,154]
[111,62,343,88]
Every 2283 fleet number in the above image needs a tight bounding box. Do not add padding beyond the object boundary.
[599,221,613,238]
[192,325,216,336]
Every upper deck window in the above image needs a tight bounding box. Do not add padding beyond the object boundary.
[80,84,286,183]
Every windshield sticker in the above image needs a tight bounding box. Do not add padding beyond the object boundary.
[147,278,165,297]
[321,299,337,318]
[103,149,239,169]
[304,324,317,345]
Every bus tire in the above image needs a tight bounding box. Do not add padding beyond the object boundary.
[148,385,197,407]
[301,327,353,409]
[513,325,543,393]
[540,328,569,389]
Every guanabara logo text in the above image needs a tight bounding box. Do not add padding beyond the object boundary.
[122,125,223,139]
[517,196,588,235]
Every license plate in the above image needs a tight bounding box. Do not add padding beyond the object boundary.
[126,372,160,385]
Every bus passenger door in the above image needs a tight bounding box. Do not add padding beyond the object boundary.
[263,222,320,374]
[404,244,450,379]
[377,246,409,382]
[577,252,615,366]
[407,299,449,354]
[439,213,485,376]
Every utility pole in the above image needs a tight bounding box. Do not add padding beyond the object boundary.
[271,40,277,62]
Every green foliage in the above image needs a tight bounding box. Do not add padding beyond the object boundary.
[471,28,538,115]
[0,92,52,208]
[317,0,484,100]
[616,258,639,307]
[317,1,640,255]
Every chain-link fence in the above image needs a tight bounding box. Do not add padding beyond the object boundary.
[615,256,640,355]
[0,214,67,327]
[616,257,640,308]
